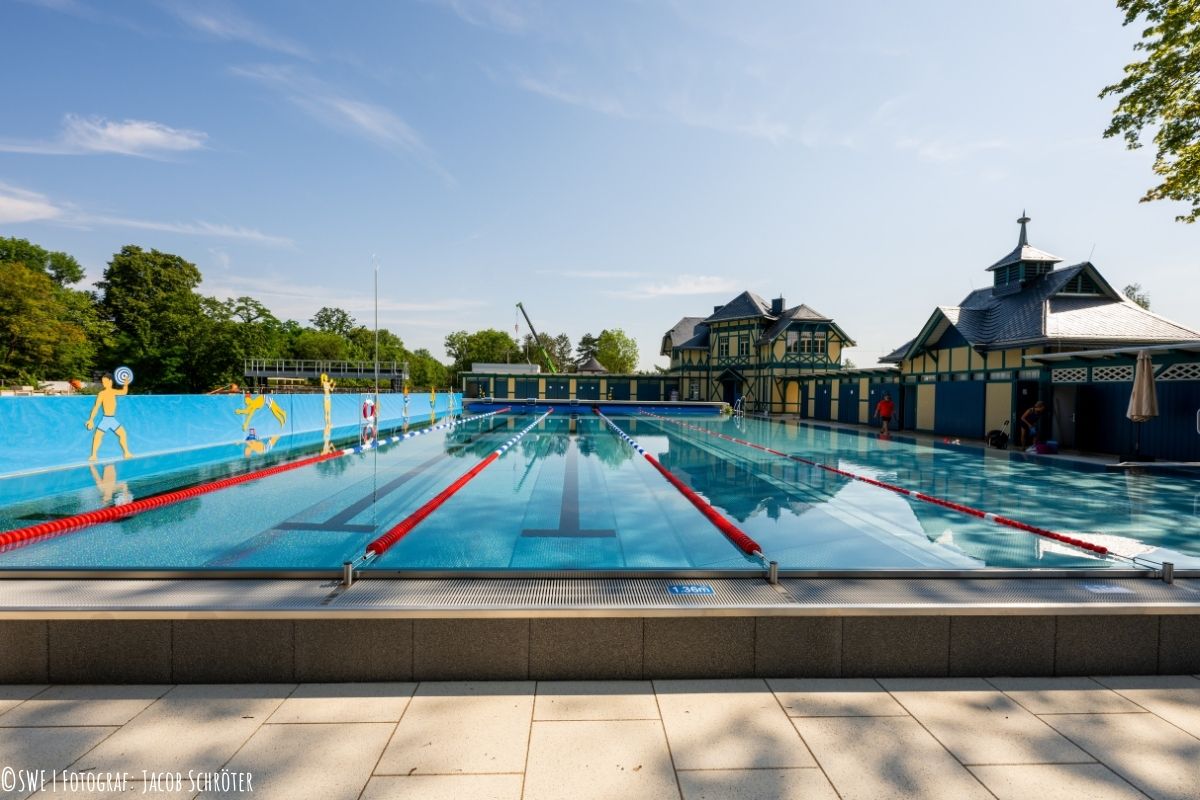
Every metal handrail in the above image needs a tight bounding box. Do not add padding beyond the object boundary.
[244,358,409,376]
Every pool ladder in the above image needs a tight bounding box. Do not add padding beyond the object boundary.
[733,397,745,418]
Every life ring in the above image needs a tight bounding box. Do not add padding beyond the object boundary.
[361,424,376,445]
[362,398,376,420]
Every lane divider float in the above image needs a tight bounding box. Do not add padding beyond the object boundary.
[639,410,1109,557]
[595,409,767,563]
[0,407,512,553]
[362,409,554,561]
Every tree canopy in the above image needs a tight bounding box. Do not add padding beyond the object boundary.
[595,328,639,373]
[445,329,520,375]
[1101,0,1200,222]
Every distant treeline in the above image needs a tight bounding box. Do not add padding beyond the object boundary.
[0,237,450,392]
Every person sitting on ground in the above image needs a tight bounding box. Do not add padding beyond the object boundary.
[874,392,895,436]
[1020,400,1045,448]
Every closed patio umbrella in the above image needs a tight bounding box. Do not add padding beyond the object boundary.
[1125,350,1158,459]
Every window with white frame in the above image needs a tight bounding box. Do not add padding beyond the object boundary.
[786,331,799,353]
[718,337,729,358]
[814,332,827,354]
[800,331,813,353]
[738,337,750,356]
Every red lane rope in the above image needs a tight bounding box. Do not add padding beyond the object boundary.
[594,409,764,558]
[366,409,554,559]
[0,451,340,553]
[0,406,511,555]
[640,411,1109,557]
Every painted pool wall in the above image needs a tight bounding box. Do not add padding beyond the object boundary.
[0,392,462,478]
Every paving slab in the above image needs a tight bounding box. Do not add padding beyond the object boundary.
[880,678,1090,765]
[1093,675,1200,738]
[655,679,814,770]
[0,727,117,800]
[196,721,393,800]
[28,780,196,799]
[986,677,1144,714]
[533,681,658,721]
[767,678,907,717]
[72,684,291,775]
[523,720,678,800]
[792,716,993,800]
[359,775,523,800]
[968,764,1149,800]
[375,682,533,775]
[0,685,46,718]
[1042,712,1200,800]
[677,768,838,800]
[266,682,415,724]
[0,685,169,728]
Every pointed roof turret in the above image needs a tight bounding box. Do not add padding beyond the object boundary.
[987,212,1062,272]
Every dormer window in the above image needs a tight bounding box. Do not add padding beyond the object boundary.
[1059,271,1102,295]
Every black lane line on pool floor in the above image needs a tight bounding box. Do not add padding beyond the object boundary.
[203,418,511,567]
[521,440,616,539]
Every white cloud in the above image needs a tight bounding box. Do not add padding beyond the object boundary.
[538,268,646,279]
[897,136,1009,163]
[0,182,61,223]
[436,0,530,33]
[0,114,206,158]
[664,96,791,145]
[514,74,630,118]
[73,215,293,247]
[169,2,310,58]
[613,275,738,299]
[231,65,453,183]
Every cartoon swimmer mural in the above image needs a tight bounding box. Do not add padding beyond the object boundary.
[89,462,132,506]
[235,390,287,431]
[85,367,133,461]
[429,387,437,423]
[321,373,335,427]
[242,426,280,457]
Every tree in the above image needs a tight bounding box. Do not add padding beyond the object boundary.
[576,332,599,363]
[96,246,204,392]
[408,348,450,389]
[1123,282,1152,309]
[1100,1,1200,222]
[521,331,576,372]
[291,330,350,361]
[0,262,85,382]
[444,329,520,375]
[310,307,357,338]
[595,328,639,373]
[0,236,85,285]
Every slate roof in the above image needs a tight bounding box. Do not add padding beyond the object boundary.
[704,291,773,322]
[660,316,706,355]
[899,262,1200,359]
[675,325,711,350]
[577,355,608,373]
[763,304,831,341]
[986,214,1062,271]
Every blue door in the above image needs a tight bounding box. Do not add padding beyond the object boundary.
[838,382,859,423]
[934,381,986,438]
[813,383,832,420]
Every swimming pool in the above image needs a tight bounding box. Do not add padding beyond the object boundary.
[1,407,1197,573]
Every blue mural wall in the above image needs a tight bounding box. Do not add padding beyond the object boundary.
[0,391,462,479]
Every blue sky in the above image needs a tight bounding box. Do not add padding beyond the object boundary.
[2,0,1197,370]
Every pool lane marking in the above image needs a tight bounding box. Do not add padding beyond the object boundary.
[593,409,767,562]
[364,409,554,560]
[0,407,512,553]
[639,410,1110,557]
[521,441,616,538]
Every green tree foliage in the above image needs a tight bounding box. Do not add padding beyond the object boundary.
[576,332,599,363]
[96,246,205,392]
[408,347,451,389]
[1101,0,1200,222]
[311,307,357,337]
[292,330,351,361]
[0,262,88,382]
[191,296,290,389]
[1123,282,1152,309]
[521,332,576,372]
[0,236,85,285]
[595,328,639,373]
[445,329,520,375]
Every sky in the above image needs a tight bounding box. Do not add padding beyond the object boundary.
[1,0,1197,371]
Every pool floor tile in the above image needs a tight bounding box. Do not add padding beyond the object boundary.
[968,763,1149,800]
[523,719,678,800]
[677,768,838,800]
[533,681,658,720]
[879,678,1091,764]
[1041,712,1200,800]
[266,682,416,724]
[767,678,907,717]
[359,775,523,800]
[196,721,394,800]
[375,681,534,775]
[655,679,814,770]
[793,716,993,799]
[0,685,169,728]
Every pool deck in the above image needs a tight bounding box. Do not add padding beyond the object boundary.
[1,676,1198,799]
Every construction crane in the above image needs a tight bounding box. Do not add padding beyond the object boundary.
[515,301,558,374]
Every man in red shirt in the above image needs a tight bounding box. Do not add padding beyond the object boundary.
[874,392,895,436]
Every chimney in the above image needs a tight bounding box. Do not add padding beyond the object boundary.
[771,297,785,315]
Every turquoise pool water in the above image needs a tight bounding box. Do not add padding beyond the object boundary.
[0,409,1197,572]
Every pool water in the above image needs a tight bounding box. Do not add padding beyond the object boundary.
[0,409,1197,572]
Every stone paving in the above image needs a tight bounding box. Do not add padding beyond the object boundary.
[1,676,1198,800]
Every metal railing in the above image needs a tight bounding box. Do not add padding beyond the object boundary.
[243,359,408,378]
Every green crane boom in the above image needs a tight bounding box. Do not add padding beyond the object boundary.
[515,301,557,374]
